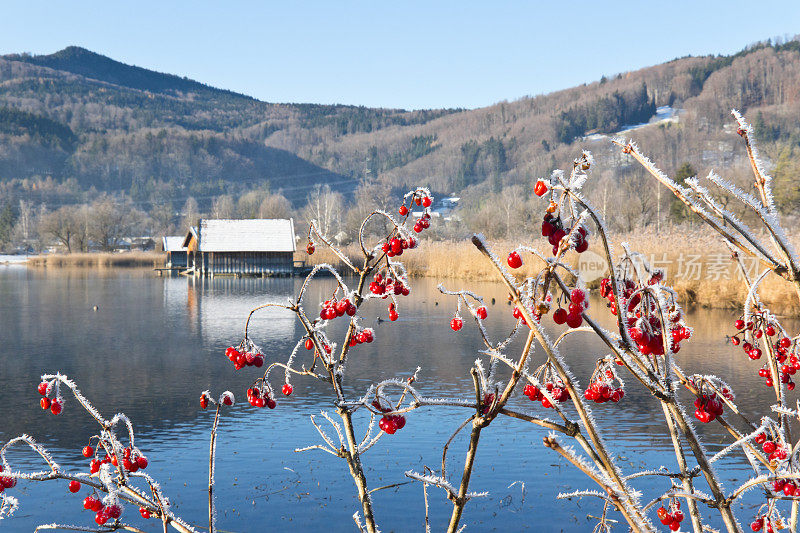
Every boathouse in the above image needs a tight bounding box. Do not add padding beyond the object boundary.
[162,236,188,268]
[182,219,297,277]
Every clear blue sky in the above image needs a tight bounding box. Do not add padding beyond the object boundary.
[2,1,799,110]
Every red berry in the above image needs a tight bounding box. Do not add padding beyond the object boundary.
[50,399,63,415]
[40,397,51,410]
[475,306,488,320]
[450,317,463,331]
[136,456,148,469]
[422,197,432,208]
[95,510,110,525]
[282,384,293,396]
[37,381,49,396]
[108,504,122,519]
[507,251,522,269]
[200,395,209,409]
[570,289,585,305]
[266,398,277,409]
[399,205,409,216]
[82,445,94,458]
[69,480,81,493]
[534,180,548,196]
[83,496,98,510]
[565,313,582,328]
[140,507,151,519]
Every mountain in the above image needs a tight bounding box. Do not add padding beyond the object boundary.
[0,46,455,205]
[0,41,799,214]
[6,46,254,100]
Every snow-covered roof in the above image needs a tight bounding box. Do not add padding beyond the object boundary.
[197,219,296,253]
[162,236,186,252]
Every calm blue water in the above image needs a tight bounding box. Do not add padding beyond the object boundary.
[0,267,790,532]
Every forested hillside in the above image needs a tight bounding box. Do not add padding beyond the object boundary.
[0,39,799,249]
[0,46,455,205]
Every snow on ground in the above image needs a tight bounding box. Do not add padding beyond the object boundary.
[582,106,684,143]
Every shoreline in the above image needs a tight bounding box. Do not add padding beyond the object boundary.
[7,232,800,316]
[23,252,164,269]
[303,230,800,316]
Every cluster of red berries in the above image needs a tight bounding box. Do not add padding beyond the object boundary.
[523,383,569,408]
[411,213,431,234]
[85,445,148,475]
[656,501,684,531]
[398,193,434,233]
[553,289,588,329]
[770,478,798,497]
[480,393,496,414]
[398,194,432,216]
[225,346,264,370]
[82,494,122,525]
[756,433,789,463]
[37,380,64,415]
[0,465,16,494]
[388,302,399,321]
[584,364,624,404]
[693,393,726,423]
[379,415,406,434]
[369,272,410,297]
[541,214,589,255]
[750,515,780,532]
[600,276,692,356]
[731,317,797,390]
[381,236,418,257]
[371,400,407,434]
[351,328,375,345]
[320,297,357,320]
[246,386,277,409]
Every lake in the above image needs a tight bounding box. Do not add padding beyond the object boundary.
[0,266,791,532]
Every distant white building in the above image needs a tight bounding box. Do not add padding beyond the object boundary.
[162,236,187,268]
[182,219,297,277]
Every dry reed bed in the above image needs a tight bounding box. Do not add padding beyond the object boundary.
[303,228,800,315]
[27,252,165,269]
